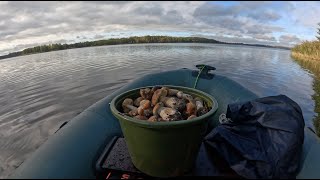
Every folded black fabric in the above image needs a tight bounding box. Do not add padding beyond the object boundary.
[204,95,305,179]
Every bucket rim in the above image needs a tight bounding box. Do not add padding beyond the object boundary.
[110,85,218,129]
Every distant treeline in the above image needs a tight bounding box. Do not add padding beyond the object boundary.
[0,36,290,60]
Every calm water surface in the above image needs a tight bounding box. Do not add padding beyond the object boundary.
[0,43,316,177]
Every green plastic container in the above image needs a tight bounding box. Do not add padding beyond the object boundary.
[110,85,218,177]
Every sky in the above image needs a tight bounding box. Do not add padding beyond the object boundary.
[0,1,319,56]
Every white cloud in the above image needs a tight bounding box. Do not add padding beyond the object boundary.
[279,34,302,45]
[291,2,320,29]
[0,1,319,55]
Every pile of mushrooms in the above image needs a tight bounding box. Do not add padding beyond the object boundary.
[121,86,209,122]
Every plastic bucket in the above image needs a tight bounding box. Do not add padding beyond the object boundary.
[110,85,218,177]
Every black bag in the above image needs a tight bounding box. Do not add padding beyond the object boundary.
[204,95,305,179]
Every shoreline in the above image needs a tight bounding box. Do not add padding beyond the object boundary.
[291,52,320,62]
[291,51,320,136]
[0,36,290,60]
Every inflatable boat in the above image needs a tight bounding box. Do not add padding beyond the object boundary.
[11,65,320,178]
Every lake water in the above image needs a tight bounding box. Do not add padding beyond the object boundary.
[0,43,316,177]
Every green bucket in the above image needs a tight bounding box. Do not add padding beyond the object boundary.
[110,85,218,177]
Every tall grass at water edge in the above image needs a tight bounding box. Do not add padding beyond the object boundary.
[291,41,320,136]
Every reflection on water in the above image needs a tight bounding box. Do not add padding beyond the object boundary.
[0,43,315,177]
[293,57,320,135]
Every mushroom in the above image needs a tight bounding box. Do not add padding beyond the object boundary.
[187,115,197,120]
[136,100,153,118]
[194,97,208,116]
[134,97,144,107]
[176,91,193,101]
[122,86,209,121]
[135,115,148,120]
[137,100,150,113]
[140,88,152,100]
[185,100,197,117]
[143,108,153,118]
[148,115,158,122]
[151,86,162,94]
[194,97,204,110]
[153,102,182,121]
[122,98,138,116]
[161,87,180,96]
[151,88,168,106]
[152,102,164,115]
[128,110,138,117]
[159,96,186,112]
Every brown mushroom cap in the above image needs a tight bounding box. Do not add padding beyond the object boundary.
[151,89,168,106]
[137,108,144,116]
[137,100,151,116]
[140,88,152,100]
[187,115,197,120]
[135,115,148,120]
[128,109,138,116]
[134,97,144,107]
[151,86,162,94]
[153,102,164,115]
[166,88,180,96]
[140,100,151,109]
[122,98,135,113]
[186,101,197,116]
[161,87,169,96]
[148,115,158,122]
[138,108,153,117]
[177,91,193,102]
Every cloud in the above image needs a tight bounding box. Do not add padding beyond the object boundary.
[254,34,277,42]
[83,1,134,5]
[191,34,279,46]
[290,2,320,28]
[192,2,284,37]
[0,1,319,55]
[193,2,281,23]
[132,5,164,16]
[193,3,239,17]
[93,34,105,39]
[279,35,302,44]
[248,10,280,22]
